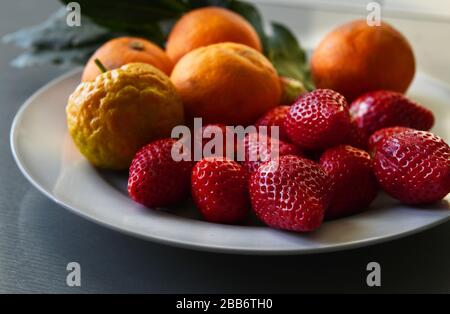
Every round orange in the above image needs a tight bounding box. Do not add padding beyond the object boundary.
[166,7,262,64]
[170,43,281,126]
[311,20,415,101]
[82,37,173,82]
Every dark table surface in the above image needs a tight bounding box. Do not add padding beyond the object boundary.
[0,0,449,293]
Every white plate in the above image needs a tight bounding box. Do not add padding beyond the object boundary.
[10,68,450,255]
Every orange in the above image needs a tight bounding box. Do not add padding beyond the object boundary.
[67,63,184,169]
[82,37,173,82]
[311,20,415,102]
[166,7,262,64]
[170,42,281,126]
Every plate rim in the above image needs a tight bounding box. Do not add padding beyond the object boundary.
[9,68,450,255]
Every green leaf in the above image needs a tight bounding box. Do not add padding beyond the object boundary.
[2,8,112,50]
[266,22,314,90]
[60,0,186,45]
[1,7,116,68]
[60,0,187,22]
[10,45,100,68]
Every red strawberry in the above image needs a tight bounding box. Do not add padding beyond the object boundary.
[368,126,412,152]
[192,157,249,223]
[242,132,303,174]
[373,130,450,204]
[345,120,369,150]
[284,89,352,150]
[255,106,290,141]
[319,145,378,219]
[249,155,330,232]
[193,123,237,159]
[128,138,194,208]
[350,90,434,135]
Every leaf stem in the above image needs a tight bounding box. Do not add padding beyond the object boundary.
[94,58,107,73]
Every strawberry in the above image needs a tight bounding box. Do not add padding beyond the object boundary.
[242,132,303,174]
[319,145,378,219]
[249,155,330,232]
[350,90,434,136]
[368,126,412,152]
[128,138,194,208]
[284,89,352,150]
[255,105,290,141]
[373,130,450,204]
[191,157,249,223]
[345,120,369,150]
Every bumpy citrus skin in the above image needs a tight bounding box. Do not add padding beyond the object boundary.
[171,43,281,126]
[67,63,184,170]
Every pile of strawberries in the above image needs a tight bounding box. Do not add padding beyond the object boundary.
[127,89,450,232]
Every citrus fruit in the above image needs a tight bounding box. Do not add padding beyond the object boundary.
[311,20,415,101]
[170,42,281,126]
[166,7,262,64]
[67,63,184,170]
[82,37,173,82]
